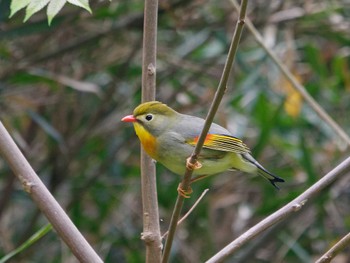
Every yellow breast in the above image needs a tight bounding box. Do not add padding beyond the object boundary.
[133,122,158,159]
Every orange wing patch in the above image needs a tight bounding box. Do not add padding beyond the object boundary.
[187,134,250,154]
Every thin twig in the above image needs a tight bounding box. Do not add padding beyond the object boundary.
[0,122,102,263]
[140,0,162,262]
[161,1,249,262]
[162,189,209,239]
[315,232,350,263]
[205,156,350,263]
[230,0,350,148]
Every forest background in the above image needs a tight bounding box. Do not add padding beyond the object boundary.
[1,0,350,262]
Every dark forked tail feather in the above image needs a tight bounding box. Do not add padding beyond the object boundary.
[242,153,285,189]
[257,166,285,189]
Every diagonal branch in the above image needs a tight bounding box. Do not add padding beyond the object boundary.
[315,231,350,263]
[0,122,102,263]
[206,156,350,263]
[161,1,249,262]
[230,0,350,148]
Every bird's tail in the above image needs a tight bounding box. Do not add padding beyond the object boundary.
[242,153,284,189]
[257,166,285,189]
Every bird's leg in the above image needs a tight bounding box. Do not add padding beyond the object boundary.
[186,157,202,170]
[177,158,202,198]
[177,183,193,198]
[177,174,213,198]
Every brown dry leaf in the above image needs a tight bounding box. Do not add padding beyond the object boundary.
[283,74,303,118]
[275,68,304,118]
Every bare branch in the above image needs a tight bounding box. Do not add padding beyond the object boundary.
[0,122,102,263]
[140,0,162,262]
[161,1,249,262]
[206,157,350,263]
[315,232,350,263]
[230,0,350,148]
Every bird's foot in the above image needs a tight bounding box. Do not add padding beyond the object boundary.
[186,157,202,170]
[177,183,193,198]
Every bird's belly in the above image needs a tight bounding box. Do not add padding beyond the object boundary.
[194,154,234,175]
[159,150,234,176]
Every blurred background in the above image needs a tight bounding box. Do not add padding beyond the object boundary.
[1,0,350,262]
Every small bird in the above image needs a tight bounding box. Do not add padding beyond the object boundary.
[122,101,284,197]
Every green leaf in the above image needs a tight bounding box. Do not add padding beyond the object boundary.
[24,0,51,22]
[27,110,65,144]
[0,224,52,263]
[47,0,67,25]
[299,133,317,184]
[67,0,92,13]
[10,0,91,24]
[9,0,31,18]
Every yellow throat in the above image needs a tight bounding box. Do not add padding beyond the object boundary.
[133,122,158,159]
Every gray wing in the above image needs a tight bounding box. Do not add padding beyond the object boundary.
[173,113,232,138]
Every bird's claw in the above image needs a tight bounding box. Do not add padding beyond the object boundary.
[177,183,193,198]
[186,157,202,170]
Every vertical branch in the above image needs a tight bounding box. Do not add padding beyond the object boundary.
[141,0,162,262]
[0,122,102,263]
[161,1,249,262]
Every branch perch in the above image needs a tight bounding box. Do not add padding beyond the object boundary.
[161,1,248,262]
[206,156,350,263]
[315,231,350,263]
[140,0,162,262]
[0,122,102,263]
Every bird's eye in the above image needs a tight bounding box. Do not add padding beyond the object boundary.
[145,114,153,121]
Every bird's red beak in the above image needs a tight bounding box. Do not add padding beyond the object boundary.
[121,115,137,122]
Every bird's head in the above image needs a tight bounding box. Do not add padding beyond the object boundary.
[121,101,177,137]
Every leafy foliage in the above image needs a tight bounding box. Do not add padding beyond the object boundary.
[10,0,91,24]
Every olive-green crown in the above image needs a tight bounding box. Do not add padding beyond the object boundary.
[133,101,177,117]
